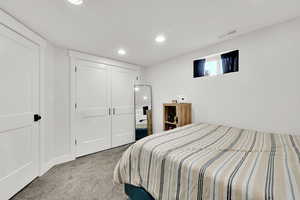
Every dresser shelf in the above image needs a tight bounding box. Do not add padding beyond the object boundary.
[163,103,192,131]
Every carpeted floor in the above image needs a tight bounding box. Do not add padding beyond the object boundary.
[12,145,130,200]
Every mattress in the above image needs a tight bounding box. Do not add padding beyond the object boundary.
[136,123,147,129]
[114,123,300,200]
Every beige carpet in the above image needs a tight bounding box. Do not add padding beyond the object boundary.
[12,145,129,200]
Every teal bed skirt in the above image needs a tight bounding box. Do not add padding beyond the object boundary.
[125,184,155,200]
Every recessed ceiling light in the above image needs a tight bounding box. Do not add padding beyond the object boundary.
[118,49,126,56]
[155,35,166,43]
[67,0,83,5]
[134,87,140,92]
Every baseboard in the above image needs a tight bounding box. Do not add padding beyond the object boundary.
[52,154,75,166]
[40,154,75,176]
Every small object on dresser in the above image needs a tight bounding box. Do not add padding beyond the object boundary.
[172,100,178,103]
[176,96,186,103]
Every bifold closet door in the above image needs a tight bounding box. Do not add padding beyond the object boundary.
[0,24,39,199]
[111,68,136,147]
[74,61,111,157]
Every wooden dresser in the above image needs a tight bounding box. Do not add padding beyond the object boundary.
[163,103,192,131]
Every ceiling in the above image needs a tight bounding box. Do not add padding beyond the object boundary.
[1,0,300,66]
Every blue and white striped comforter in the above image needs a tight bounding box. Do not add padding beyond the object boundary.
[114,123,300,200]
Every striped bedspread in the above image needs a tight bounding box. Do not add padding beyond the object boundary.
[114,123,300,200]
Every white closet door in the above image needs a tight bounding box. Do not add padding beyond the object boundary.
[74,61,111,157]
[111,68,136,147]
[0,24,39,199]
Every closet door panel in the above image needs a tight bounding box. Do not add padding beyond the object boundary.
[111,115,134,147]
[75,61,111,157]
[111,68,136,147]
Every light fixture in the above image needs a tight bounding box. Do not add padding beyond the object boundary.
[118,49,126,56]
[134,87,140,92]
[143,96,148,100]
[67,0,83,5]
[155,34,166,43]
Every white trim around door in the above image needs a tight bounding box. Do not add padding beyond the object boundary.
[69,50,141,158]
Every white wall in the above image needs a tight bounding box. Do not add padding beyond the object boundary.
[43,44,56,164]
[42,44,72,172]
[145,18,300,135]
[53,48,71,159]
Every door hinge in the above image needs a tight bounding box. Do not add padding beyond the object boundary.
[75,66,77,72]
[75,103,77,109]
[75,139,77,145]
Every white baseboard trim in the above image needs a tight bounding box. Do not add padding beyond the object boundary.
[40,154,75,176]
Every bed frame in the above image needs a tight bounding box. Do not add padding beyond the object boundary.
[125,184,155,200]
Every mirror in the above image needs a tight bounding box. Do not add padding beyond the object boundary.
[134,85,152,141]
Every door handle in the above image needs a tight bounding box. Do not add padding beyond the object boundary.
[34,114,42,122]
[113,108,116,115]
[108,108,111,115]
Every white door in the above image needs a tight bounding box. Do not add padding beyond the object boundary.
[74,61,111,157]
[0,24,39,199]
[111,68,136,147]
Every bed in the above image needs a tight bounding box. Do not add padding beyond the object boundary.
[114,123,300,200]
[136,122,148,141]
